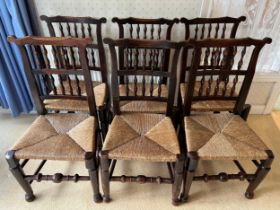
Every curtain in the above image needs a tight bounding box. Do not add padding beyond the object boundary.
[200,0,280,73]
[0,0,34,116]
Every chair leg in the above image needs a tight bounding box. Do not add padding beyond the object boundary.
[97,110,104,142]
[5,150,35,202]
[96,131,103,157]
[98,109,108,142]
[167,162,174,181]
[85,152,103,203]
[107,110,113,124]
[241,104,251,121]
[103,107,109,134]
[105,94,113,125]
[245,150,274,199]
[180,152,199,202]
[178,122,187,154]
[172,154,185,205]
[100,151,111,202]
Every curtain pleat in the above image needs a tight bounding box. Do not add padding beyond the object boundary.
[0,0,34,116]
[200,0,280,73]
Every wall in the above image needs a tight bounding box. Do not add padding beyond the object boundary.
[275,95,280,111]
[248,74,280,114]
[32,0,203,40]
[31,0,280,114]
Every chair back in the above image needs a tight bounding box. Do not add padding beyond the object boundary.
[183,37,271,116]
[180,16,246,82]
[104,38,184,117]
[112,17,179,84]
[8,36,97,116]
[40,15,107,82]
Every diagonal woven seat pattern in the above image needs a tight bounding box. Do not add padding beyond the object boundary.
[184,113,269,160]
[11,113,97,161]
[119,83,168,113]
[44,81,106,111]
[103,113,180,162]
[180,83,236,112]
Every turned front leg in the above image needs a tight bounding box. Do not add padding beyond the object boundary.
[100,151,111,202]
[5,150,35,202]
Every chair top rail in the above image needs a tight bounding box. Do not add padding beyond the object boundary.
[180,16,246,24]
[112,17,179,25]
[8,36,93,47]
[40,15,106,24]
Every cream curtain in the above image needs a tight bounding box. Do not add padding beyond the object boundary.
[200,0,280,73]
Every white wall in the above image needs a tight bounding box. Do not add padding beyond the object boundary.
[32,0,203,40]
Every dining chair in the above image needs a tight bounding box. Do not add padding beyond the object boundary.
[100,38,185,205]
[111,17,179,114]
[40,15,108,135]
[180,37,274,202]
[6,36,102,203]
[179,16,248,116]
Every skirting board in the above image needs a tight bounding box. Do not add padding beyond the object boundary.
[248,73,280,114]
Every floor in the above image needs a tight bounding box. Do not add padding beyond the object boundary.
[0,109,280,210]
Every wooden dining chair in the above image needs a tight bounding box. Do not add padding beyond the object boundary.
[40,15,108,135]
[179,16,248,115]
[180,37,274,202]
[111,17,179,114]
[6,36,102,203]
[100,38,185,205]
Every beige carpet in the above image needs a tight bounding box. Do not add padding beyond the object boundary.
[0,108,280,210]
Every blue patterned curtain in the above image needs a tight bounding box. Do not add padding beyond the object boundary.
[0,0,34,116]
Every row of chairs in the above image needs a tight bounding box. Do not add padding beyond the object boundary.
[5,15,273,205]
[37,15,247,121]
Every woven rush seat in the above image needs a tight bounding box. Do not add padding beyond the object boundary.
[11,113,96,161]
[184,113,268,160]
[103,113,180,162]
[180,83,236,112]
[44,81,106,111]
[119,83,168,113]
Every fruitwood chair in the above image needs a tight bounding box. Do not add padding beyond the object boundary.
[100,38,185,205]
[112,17,179,114]
[6,36,102,203]
[179,16,248,115]
[40,15,108,135]
[180,37,274,202]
